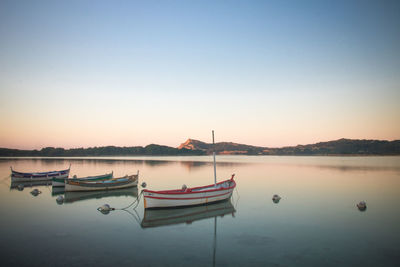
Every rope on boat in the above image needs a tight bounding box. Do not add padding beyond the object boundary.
[116,190,144,211]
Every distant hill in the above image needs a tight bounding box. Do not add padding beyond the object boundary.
[178,139,260,154]
[1,138,399,157]
[0,144,205,157]
[178,138,400,155]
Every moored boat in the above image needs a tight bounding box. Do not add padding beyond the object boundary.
[143,131,236,209]
[11,166,71,182]
[64,172,139,192]
[52,171,113,187]
[143,176,235,209]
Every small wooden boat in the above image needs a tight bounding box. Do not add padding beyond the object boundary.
[64,173,139,192]
[143,176,235,209]
[11,166,70,182]
[141,199,235,228]
[143,131,236,209]
[52,171,113,187]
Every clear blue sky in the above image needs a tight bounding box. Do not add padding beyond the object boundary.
[0,0,399,149]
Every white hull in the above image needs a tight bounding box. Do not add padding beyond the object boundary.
[143,178,236,209]
[65,176,138,192]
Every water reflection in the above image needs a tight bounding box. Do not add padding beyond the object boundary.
[10,180,52,190]
[1,157,399,267]
[141,199,235,228]
[52,186,65,196]
[63,187,138,204]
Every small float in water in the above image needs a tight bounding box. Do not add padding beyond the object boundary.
[97,204,114,215]
[30,189,41,196]
[357,201,367,211]
[272,194,281,203]
[56,195,64,205]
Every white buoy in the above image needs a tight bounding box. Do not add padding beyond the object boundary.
[56,195,64,205]
[357,201,367,211]
[272,194,281,203]
[17,184,24,191]
[97,204,113,214]
[141,182,147,188]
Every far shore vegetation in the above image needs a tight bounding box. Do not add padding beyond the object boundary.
[1,138,399,156]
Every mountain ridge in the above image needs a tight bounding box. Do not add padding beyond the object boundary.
[0,138,399,156]
[177,138,400,155]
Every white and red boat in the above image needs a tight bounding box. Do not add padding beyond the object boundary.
[143,131,236,209]
[143,176,236,209]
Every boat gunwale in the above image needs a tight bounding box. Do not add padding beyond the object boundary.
[11,167,71,176]
[66,175,138,186]
[144,190,232,200]
[52,171,113,182]
[143,177,236,195]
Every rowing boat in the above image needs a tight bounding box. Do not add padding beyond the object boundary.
[143,176,235,209]
[52,171,113,187]
[143,131,236,209]
[64,173,139,192]
[11,166,70,182]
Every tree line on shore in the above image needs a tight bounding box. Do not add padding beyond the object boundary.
[0,144,206,157]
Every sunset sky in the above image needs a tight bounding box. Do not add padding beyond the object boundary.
[0,0,399,149]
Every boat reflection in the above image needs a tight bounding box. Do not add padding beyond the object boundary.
[52,186,65,196]
[63,187,138,204]
[10,180,52,191]
[141,199,236,228]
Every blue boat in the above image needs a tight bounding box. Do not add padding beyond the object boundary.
[11,165,71,182]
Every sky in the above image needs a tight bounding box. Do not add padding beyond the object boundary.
[0,0,399,149]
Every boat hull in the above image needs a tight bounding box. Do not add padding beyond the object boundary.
[11,168,70,182]
[65,175,138,192]
[52,172,113,187]
[143,178,236,209]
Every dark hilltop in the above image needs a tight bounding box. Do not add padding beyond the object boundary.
[1,138,399,157]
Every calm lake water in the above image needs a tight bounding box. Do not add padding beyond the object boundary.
[0,156,399,266]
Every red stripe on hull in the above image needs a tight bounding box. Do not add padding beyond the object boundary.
[144,191,231,200]
[143,178,236,195]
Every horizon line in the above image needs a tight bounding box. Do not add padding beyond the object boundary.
[1,137,399,151]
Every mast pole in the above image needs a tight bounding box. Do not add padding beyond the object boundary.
[212,130,217,187]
